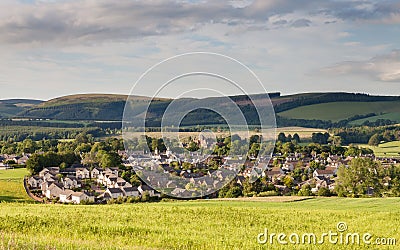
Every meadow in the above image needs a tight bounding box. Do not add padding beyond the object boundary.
[0,168,31,203]
[357,141,400,157]
[278,101,400,122]
[0,168,399,249]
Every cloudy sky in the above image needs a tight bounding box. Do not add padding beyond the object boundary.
[0,0,400,100]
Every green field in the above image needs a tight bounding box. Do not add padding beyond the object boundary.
[0,168,399,249]
[0,168,30,203]
[350,112,400,125]
[0,198,399,249]
[357,141,400,157]
[278,101,400,122]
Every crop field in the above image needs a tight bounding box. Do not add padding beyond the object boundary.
[0,168,399,249]
[278,101,400,122]
[357,141,400,157]
[0,198,399,249]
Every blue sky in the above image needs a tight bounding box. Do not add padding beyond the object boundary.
[0,0,400,100]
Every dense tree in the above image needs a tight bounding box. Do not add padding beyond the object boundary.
[368,134,381,146]
[336,158,382,197]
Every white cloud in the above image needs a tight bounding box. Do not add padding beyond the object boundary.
[321,50,400,82]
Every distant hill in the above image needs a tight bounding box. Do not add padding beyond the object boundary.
[0,99,43,118]
[12,92,400,128]
[279,101,400,123]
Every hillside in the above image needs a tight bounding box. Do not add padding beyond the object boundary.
[11,92,400,127]
[0,99,43,118]
[278,101,400,122]
[19,94,169,121]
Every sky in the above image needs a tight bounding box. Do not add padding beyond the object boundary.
[0,0,400,100]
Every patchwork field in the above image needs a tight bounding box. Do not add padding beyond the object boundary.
[278,101,400,122]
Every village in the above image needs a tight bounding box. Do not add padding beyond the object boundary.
[9,142,394,203]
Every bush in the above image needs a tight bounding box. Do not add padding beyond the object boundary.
[317,187,331,197]
[257,191,279,197]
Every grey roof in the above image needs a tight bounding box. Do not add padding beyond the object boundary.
[123,187,138,192]
[107,188,124,194]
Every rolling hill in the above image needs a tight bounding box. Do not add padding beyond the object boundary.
[5,92,400,128]
[0,99,43,118]
[278,101,400,122]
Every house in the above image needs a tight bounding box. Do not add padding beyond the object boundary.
[17,155,30,165]
[45,183,64,199]
[114,177,132,188]
[171,188,192,197]
[105,188,124,199]
[236,175,246,186]
[71,192,95,204]
[41,181,53,194]
[62,177,81,189]
[138,185,155,196]
[264,167,284,179]
[104,167,119,177]
[39,167,59,177]
[76,168,90,179]
[313,169,335,178]
[91,167,103,179]
[59,190,74,203]
[121,187,139,197]
[28,176,43,189]
[105,174,118,187]
[60,168,77,176]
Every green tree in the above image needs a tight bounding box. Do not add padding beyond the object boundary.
[336,158,382,197]
[368,134,380,146]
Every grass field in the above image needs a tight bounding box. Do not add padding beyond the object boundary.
[357,141,400,157]
[278,101,400,122]
[0,168,399,249]
[350,112,400,125]
[0,168,31,203]
[0,198,399,249]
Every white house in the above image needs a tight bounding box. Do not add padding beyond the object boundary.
[76,168,90,179]
[62,177,81,189]
[28,176,43,189]
[71,192,95,204]
[45,183,64,199]
[138,185,155,196]
[121,187,139,197]
[91,167,103,179]
[313,169,335,178]
[59,190,74,203]
[105,188,124,199]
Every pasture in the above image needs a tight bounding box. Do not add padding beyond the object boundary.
[0,168,30,203]
[278,101,400,122]
[357,141,400,157]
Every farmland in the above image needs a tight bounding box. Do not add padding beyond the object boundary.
[0,198,399,249]
[356,141,400,157]
[0,168,30,203]
[0,169,399,249]
[278,101,400,122]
